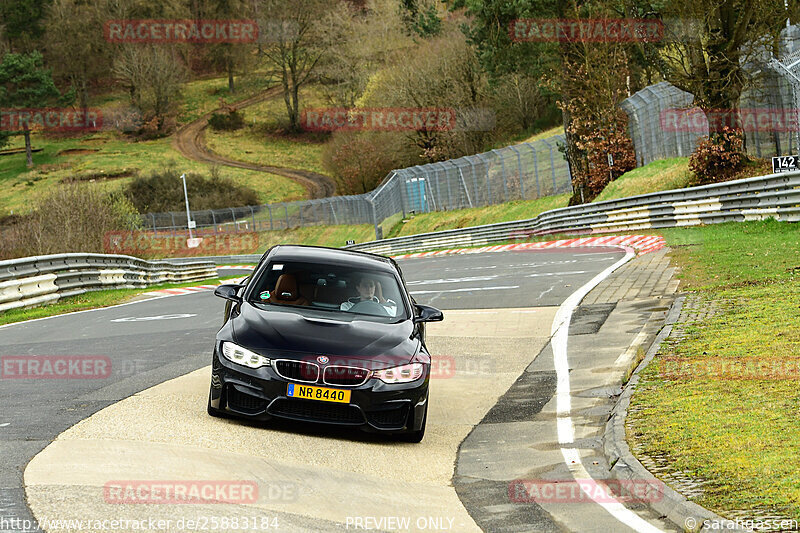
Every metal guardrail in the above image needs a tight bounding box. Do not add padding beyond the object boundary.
[345,171,800,255]
[0,253,217,312]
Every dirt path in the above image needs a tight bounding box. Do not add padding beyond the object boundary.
[172,87,336,199]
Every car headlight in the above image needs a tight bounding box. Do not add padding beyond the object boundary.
[372,363,424,384]
[221,342,271,369]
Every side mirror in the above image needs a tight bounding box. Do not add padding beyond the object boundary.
[214,284,243,303]
[414,304,444,323]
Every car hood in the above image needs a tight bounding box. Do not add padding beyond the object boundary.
[231,304,419,368]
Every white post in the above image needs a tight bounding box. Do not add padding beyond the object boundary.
[181,173,194,239]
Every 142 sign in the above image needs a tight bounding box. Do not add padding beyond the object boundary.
[772,155,799,173]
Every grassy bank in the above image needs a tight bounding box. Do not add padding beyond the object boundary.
[628,220,800,520]
[386,194,571,238]
[592,157,690,203]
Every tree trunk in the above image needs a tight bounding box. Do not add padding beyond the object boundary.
[23,126,33,168]
[228,60,235,93]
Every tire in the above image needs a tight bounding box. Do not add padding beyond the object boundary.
[398,402,427,443]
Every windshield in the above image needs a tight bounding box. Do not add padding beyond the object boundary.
[247,261,408,320]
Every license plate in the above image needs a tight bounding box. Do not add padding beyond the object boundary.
[287,383,350,403]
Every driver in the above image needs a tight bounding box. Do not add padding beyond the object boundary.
[340,275,397,315]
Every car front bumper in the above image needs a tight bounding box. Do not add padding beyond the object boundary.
[209,348,429,433]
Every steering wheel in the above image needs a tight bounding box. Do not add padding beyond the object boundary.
[348,300,390,316]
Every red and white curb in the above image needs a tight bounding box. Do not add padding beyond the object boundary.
[217,265,256,270]
[391,235,666,260]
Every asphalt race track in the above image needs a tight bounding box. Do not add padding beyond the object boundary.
[0,248,676,532]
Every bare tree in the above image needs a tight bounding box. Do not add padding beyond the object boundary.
[192,0,254,93]
[44,0,113,112]
[256,0,332,130]
[113,45,187,132]
[317,0,413,108]
[358,28,494,163]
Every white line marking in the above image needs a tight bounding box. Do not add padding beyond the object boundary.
[410,285,519,295]
[0,423,9,428]
[111,314,197,323]
[407,276,498,285]
[551,245,665,533]
[0,294,175,331]
[526,270,588,278]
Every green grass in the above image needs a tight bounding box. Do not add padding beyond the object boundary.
[0,275,240,326]
[178,74,274,125]
[520,126,563,143]
[257,224,375,250]
[386,194,571,238]
[628,220,800,520]
[592,157,691,203]
[205,129,328,176]
[204,84,330,176]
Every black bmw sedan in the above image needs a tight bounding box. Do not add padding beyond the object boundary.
[208,245,443,442]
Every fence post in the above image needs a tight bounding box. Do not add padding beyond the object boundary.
[397,171,407,218]
[541,138,557,194]
[491,149,508,201]
[475,153,491,205]
[330,199,338,225]
[508,145,524,200]
[367,196,380,240]
[229,208,236,232]
[268,205,273,230]
[285,203,289,228]
[211,210,218,233]
[151,213,157,235]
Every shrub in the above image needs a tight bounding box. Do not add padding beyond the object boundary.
[208,110,245,131]
[689,127,747,185]
[123,166,260,213]
[0,184,141,260]
[322,132,399,194]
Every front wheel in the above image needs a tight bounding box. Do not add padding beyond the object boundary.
[398,402,427,443]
